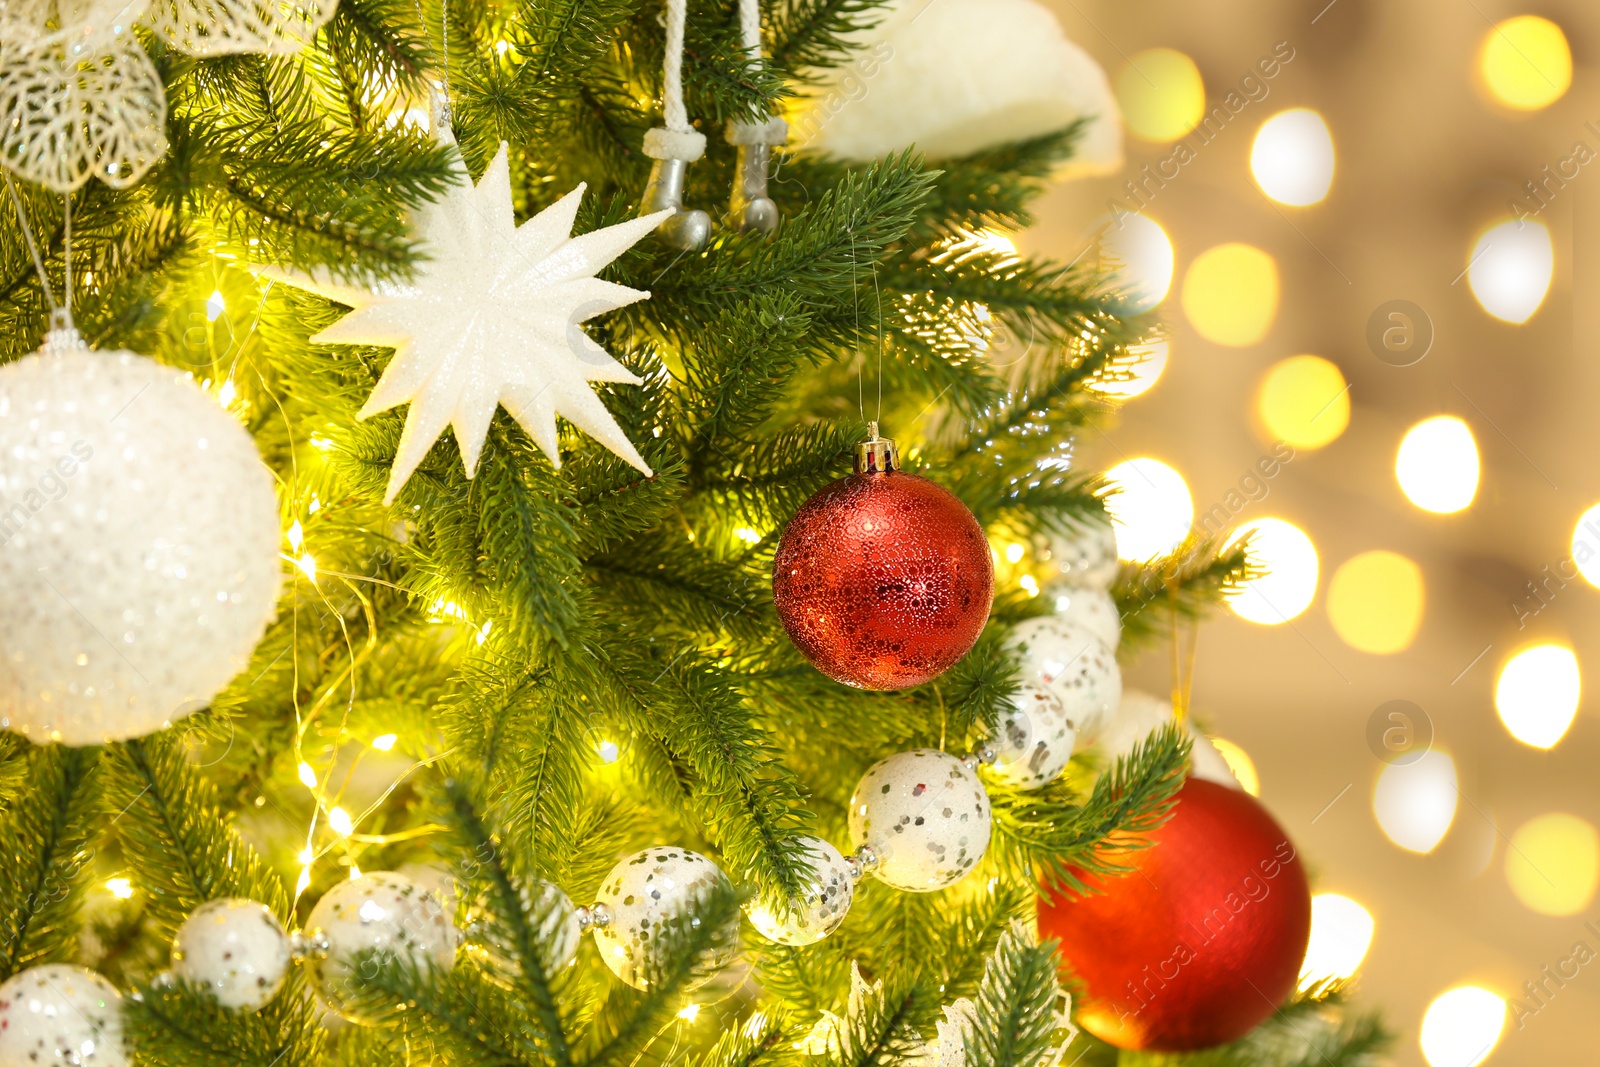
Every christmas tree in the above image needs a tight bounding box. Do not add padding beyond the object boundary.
[0,1,1390,1065]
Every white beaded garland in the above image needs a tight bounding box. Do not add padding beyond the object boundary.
[1004,615,1121,745]
[746,836,854,946]
[988,681,1076,790]
[593,847,738,990]
[1043,582,1121,650]
[171,898,291,1011]
[304,871,457,1022]
[1040,514,1119,589]
[0,338,282,746]
[0,965,127,1067]
[848,749,991,892]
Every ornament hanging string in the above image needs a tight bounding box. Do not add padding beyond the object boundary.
[3,173,58,317]
[849,230,886,435]
[662,0,691,133]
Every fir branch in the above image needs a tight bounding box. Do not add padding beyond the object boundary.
[691,1010,800,1067]
[126,974,323,1067]
[767,0,894,77]
[965,924,1063,1067]
[584,529,774,644]
[1115,540,1256,651]
[0,747,100,979]
[934,883,1033,1001]
[825,971,930,1067]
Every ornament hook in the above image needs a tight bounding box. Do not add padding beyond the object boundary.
[855,424,898,474]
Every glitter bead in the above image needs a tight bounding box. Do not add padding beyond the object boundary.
[0,343,281,746]
[171,898,291,1011]
[304,871,457,1022]
[988,681,1076,789]
[0,965,126,1067]
[746,836,854,945]
[848,749,992,892]
[1043,582,1121,650]
[1005,615,1121,745]
[593,848,738,990]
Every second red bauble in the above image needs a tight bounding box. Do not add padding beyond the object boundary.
[772,435,993,690]
[1038,778,1312,1051]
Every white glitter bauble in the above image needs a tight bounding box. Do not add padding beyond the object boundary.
[0,965,126,1067]
[746,836,854,946]
[988,682,1076,790]
[304,871,457,1022]
[0,338,282,746]
[475,878,583,979]
[1039,514,1119,589]
[1098,689,1239,790]
[593,847,738,991]
[1005,616,1121,745]
[171,898,291,1011]
[1043,582,1121,650]
[848,749,991,892]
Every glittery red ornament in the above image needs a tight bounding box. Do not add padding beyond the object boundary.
[772,431,993,690]
[1038,778,1311,1051]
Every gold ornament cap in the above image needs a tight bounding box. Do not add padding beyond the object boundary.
[855,421,898,474]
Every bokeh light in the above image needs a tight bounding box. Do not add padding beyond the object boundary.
[1396,416,1479,514]
[1420,987,1506,1067]
[1182,243,1279,347]
[1494,645,1580,749]
[1115,48,1205,142]
[1468,218,1553,324]
[1208,737,1260,796]
[1298,893,1375,991]
[1327,550,1425,654]
[1506,812,1600,917]
[1374,748,1458,854]
[1103,214,1175,314]
[1104,458,1194,562]
[1479,15,1571,111]
[1572,503,1600,586]
[1250,109,1336,206]
[1257,354,1349,450]
[1224,518,1319,624]
[1091,338,1170,399]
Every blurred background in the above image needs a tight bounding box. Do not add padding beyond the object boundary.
[1021,0,1600,1063]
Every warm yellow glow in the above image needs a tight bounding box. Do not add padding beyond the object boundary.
[297,761,318,789]
[1374,749,1457,854]
[349,864,363,880]
[206,289,226,322]
[1005,543,1025,564]
[285,519,304,552]
[1468,218,1553,324]
[1181,244,1279,347]
[1116,48,1205,142]
[1420,987,1506,1067]
[1298,893,1374,991]
[1327,551,1424,654]
[1495,645,1580,749]
[1250,109,1335,206]
[371,733,398,751]
[733,526,762,545]
[217,378,237,408]
[677,1003,702,1022]
[1208,737,1260,796]
[1257,355,1349,450]
[1224,518,1318,625]
[1479,16,1571,111]
[106,877,134,900]
[328,807,354,837]
[1103,214,1174,314]
[1506,812,1600,917]
[1104,458,1194,562]
[1091,338,1170,399]
[1018,574,1040,597]
[597,739,621,764]
[295,552,318,582]
[297,847,314,865]
[1396,417,1478,514]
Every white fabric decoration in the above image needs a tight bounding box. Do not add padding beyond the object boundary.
[793,0,1122,175]
[262,139,670,504]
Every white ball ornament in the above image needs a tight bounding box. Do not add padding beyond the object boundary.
[0,333,282,746]
[0,965,127,1067]
[1099,689,1240,790]
[171,898,291,1011]
[746,836,854,946]
[988,681,1076,790]
[304,871,457,1022]
[1043,582,1121,650]
[1005,616,1121,744]
[848,749,991,892]
[593,848,738,991]
[1040,513,1119,589]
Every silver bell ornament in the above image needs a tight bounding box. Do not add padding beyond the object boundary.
[303,871,457,1023]
[171,898,292,1011]
[592,847,738,990]
[0,965,127,1067]
[848,749,992,892]
[727,117,787,234]
[745,835,854,945]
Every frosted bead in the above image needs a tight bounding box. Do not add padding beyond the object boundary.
[746,836,854,945]
[0,342,281,746]
[0,965,126,1067]
[848,749,992,892]
[1043,582,1121,650]
[171,898,291,1010]
[1005,615,1121,744]
[1040,514,1119,589]
[593,848,738,990]
[304,871,457,1022]
[989,681,1076,790]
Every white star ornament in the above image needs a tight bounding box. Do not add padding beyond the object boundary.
[266,142,671,504]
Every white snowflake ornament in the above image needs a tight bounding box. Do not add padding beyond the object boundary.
[265,141,669,504]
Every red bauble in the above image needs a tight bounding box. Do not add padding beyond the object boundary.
[1038,778,1311,1051]
[772,437,993,691]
